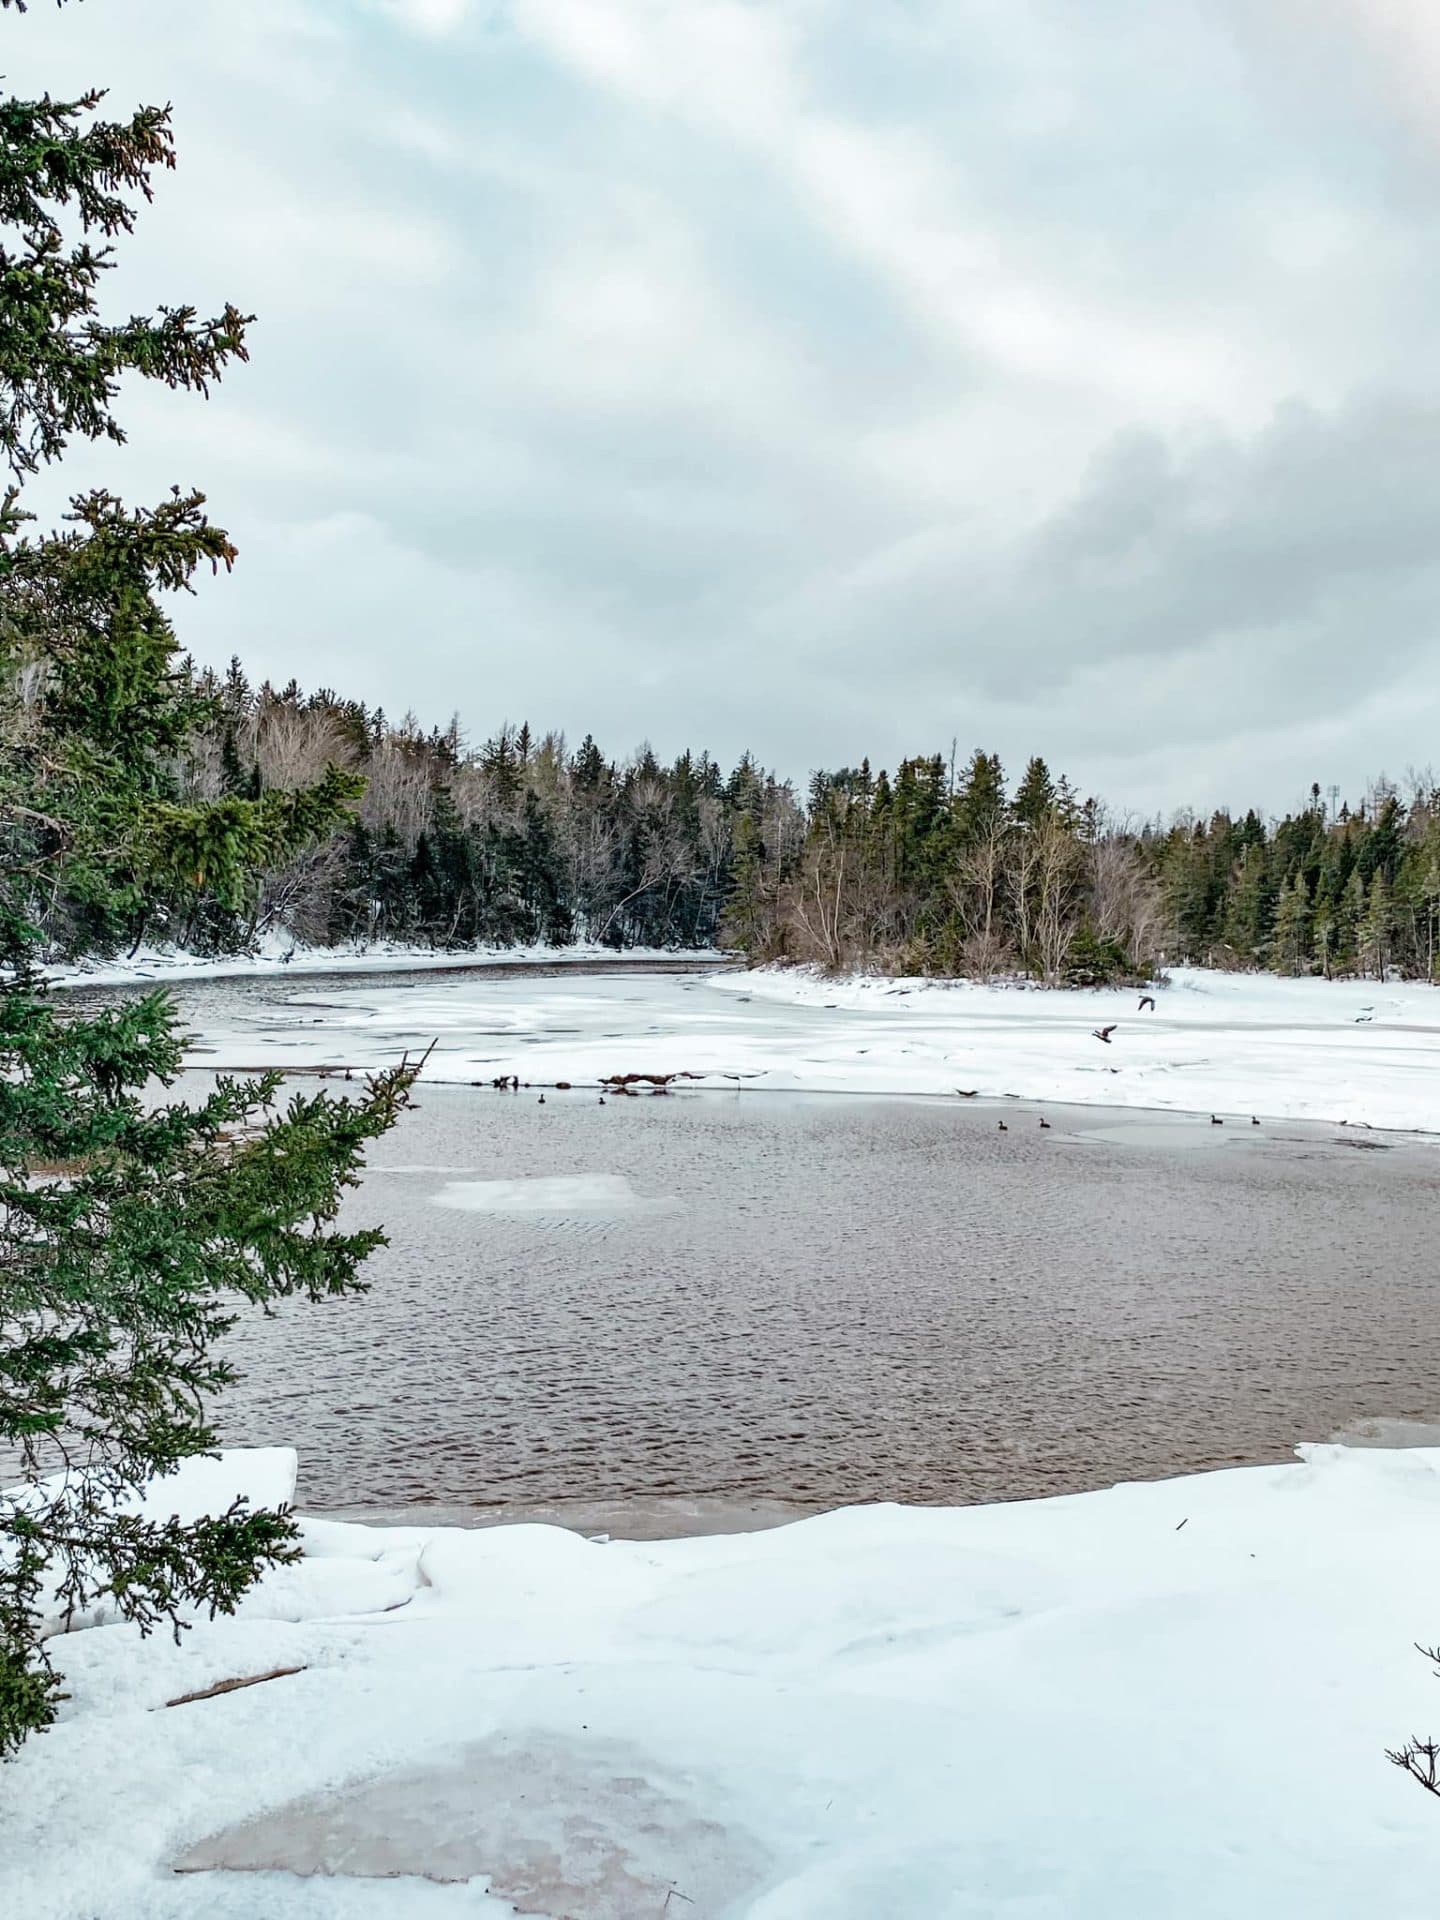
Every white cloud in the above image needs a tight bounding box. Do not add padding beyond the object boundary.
[6,0,1440,813]
[1315,0,1440,119]
[512,0,1270,423]
[374,0,476,35]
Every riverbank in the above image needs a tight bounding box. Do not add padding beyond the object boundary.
[8,1443,1440,1917]
[43,935,724,990]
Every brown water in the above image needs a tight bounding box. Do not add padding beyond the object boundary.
[206,1079,1440,1528]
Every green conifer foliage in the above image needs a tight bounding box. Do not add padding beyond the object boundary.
[954,750,1006,845]
[1270,874,1312,976]
[0,6,415,1756]
[1012,755,1057,829]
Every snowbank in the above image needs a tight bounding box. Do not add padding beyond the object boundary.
[3,1449,298,1638]
[44,934,712,990]
[7,1443,1440,1915]
[696,962,1440,1127]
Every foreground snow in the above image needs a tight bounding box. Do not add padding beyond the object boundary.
[158,960,1440,1131]
[8,1444,1440,1916]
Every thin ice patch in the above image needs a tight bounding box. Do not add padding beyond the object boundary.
[433,1175,676,1218]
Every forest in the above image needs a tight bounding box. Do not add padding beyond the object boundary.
[10,656,1440,984]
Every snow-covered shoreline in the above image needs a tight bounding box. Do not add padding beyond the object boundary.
[36,942,1440,1128]
[9,1443,1440,1916]
[42,934,720,990]
[101,957,1440,1134]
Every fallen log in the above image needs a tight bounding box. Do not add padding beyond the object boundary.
[163,1666,306,1709]
[599,1070,706,1088]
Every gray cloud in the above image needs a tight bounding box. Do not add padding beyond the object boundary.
[8,0,1440,814]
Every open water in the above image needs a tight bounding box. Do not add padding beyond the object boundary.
[201,1065,1440,1530]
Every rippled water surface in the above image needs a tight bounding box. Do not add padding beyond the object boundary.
[198,1056,1440,1527]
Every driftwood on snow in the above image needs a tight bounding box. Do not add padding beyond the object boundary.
[162,1666,306,1709]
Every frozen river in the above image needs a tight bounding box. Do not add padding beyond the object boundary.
[57,962,1440,1529]
[67,947,1440,1128]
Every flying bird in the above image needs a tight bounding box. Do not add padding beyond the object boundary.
[1093,1025,1117,1044]
[1138,995,1156,1012]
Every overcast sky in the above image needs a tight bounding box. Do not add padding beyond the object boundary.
[10,0,1440,816]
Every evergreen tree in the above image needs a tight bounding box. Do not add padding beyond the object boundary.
[1161,823,1215,960]
[0,10,415,1756]
[724,810,766,953]
[480,725,522,809]
[518,787,569,945]
[954,750,1006,844]
[1359,872,1395,981]
[1270,874,1312,975]
[1312,901,1336,979]
[1418,856,1440,983]
[1012,755,1057,828]
[1337,867,1367,974]
[1223,842,1273,961]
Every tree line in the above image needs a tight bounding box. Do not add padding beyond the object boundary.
[181,666,804,955]
[737,756,1440,985]
[1148,782,1440,982]
[13,660,1440,984]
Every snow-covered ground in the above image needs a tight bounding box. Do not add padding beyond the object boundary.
[158,960,1440,1132]
[43,934,703,990]
[9,1444,1440,1917]
[705,964,1440,1129]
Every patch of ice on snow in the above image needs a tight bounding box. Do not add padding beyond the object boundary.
[172,1731,771,1916]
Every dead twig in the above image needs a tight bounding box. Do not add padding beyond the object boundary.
[1388,1736,1440,1798]
[1386,1645,1440,1796]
